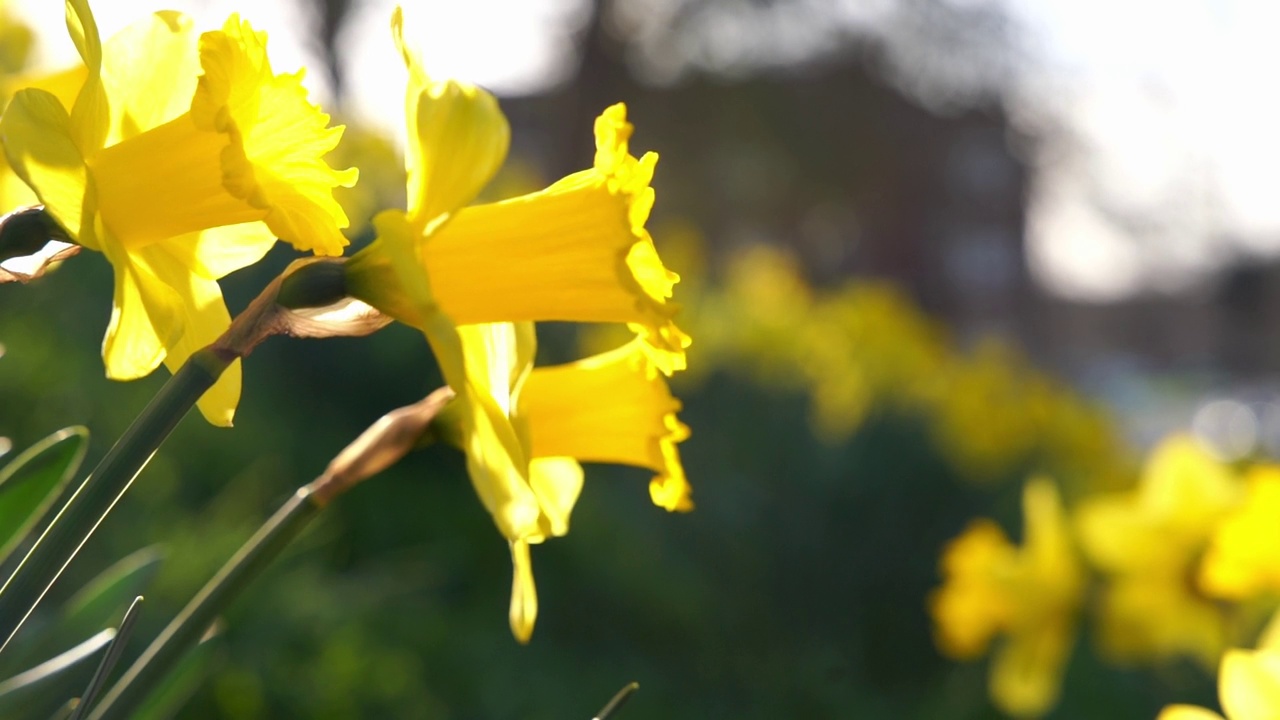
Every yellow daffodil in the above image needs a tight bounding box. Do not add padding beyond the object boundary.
[349,8,690,642]
[1074,434,1240,667]
[930,477,1083,718]
[346,10,687,377]
[1200,465,1280,600]
[1,0,355,425]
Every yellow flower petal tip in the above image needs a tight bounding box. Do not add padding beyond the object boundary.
[509,539,537,644]
[390,6,509,225]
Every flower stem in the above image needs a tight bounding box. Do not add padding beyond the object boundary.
[0,349,228,652]
[86,487,321,720]
[85,388,453,720]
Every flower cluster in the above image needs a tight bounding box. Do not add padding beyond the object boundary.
[931,434,1280,717]
[613,240,1130,491]
[0,1,691,644]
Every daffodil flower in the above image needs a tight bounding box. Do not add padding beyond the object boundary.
[345,8,690,642]
[1200,464,1280,600]
[1074,435,1240,667]
[930,478,1083,718]
[346,11,688,377]
[0,0,356,425]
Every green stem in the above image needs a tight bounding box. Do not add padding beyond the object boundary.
[86,487,321,720]
[0,349,227,651]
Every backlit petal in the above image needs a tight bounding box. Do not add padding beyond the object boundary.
[391,7,508,225]
[1222,649,1280,720]
[1156,708,1226,720]
[147,239,239,426]
[0,88,93,247]
[99,10,199,142]
[528,457,583,540]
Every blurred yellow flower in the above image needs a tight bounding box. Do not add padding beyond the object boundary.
[1075,434,1240,667]
[1200,465,1280,600]
[930,477,1083,717]
[0,0,355,425]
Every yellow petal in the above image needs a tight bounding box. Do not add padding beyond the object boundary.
[101,250,174,380]
[146,239,238,425]
[98,10,199,143]
[508,539,537,644]
[1022,478,1082,600]
[0,88,94,248]
[1074,495,1171,573]
[1097,576,1224,667]
[64,0,108,155]
[179,223,278,280]
[1199,466,1280,600]
[1156,706,1225,720]
[519,338,692,511]
[1222,649,1280,720]
[1141,434,1239,533]
[455,388,541,540]
[929,519,1016,659]
[428,323,542,541]
[528,457,584,540]
[988,617,1075,718]
[391,7,509,225]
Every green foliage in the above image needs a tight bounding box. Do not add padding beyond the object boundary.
[0,630,113,720]
[0,427,88,560]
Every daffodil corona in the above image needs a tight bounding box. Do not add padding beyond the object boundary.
[1,0,355,425]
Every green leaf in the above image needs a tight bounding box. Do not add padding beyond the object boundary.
[128,636,224,720]
[46,699,78,720]
[0,428,89,562]
[0,629,113,720]
[56,546,164,651]
[0,547,163,678]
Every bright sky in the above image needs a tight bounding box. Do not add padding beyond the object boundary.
[1003,0,1280,300]
[12,0,1280,302]
[9,0,584,147]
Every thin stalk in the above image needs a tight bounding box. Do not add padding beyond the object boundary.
[86,387,453,720]
[0,351,227,652]
[86,488,320,720]
[0,257,363,653]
